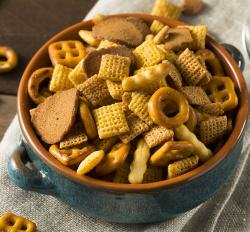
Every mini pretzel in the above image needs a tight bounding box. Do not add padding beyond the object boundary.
[150,141,194,166]
[148,87,189,128]
[204,76,238,111]
[0,212,36,232]
[95,142,131,176]
[128,138,150,184]
[196,49,224,75]
[48,40,86,68]
[28,67,54,104]
[185,105,197,132]
[79,101,98,139]
[0,46,18,73]
[49,144,95,166]
[77,150,105,175]
[174,124,212,162]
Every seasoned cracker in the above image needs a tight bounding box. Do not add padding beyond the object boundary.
[133,39,165,67]
[93,103,129,139]
[176,48,208,86]
[126,17,150,38]
[68,59,88,86]
[143,125,174,148]
[49,64,73,92]
[106,80,124,100]
[98,54,131,81]
[181,86,211,105]
[119,113,150,143]
[128,91,154,126]
[76,74,113,108]
[200,115,228,145]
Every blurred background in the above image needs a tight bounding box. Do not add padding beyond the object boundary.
[0,0,97,139]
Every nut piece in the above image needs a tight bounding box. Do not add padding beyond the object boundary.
[181,0,203,16]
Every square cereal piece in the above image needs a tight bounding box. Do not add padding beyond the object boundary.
[48,40,86,68]
[49,64,73,92]
[133,39,165,67]
[0,212,37,232]
[184,25,207,50]
[59,123,88,149]
[143,125,174,148]
[76,74,113,108]
[200,115,227,145]
[196,102,224,116]
[150,20,165,34]
[93,102,129,139]
[151,0,182,19]
[128,91,154,126]
[176,48,208,86]
[98,54,131,81]
[106,80,124,100]
[119,113,150,143]
[69,59,88,86]
[181,86,211,105]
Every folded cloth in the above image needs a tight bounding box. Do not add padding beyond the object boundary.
[0,0,250,231]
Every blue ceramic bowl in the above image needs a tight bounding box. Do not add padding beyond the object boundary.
[9,14,249,223]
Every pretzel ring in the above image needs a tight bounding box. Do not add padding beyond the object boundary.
[79,101,98,139]
[150,141,194,166]
[185,105,197,132]
[0,46,18,73]
[196,49,224,76]
[28,67,54,104]
[95,142,130,176]
[148,87,189,128]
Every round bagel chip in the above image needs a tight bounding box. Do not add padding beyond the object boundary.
[31,88,79,144]
[126,17,150,38]
[83,46,136,77]
[92,17,144,47]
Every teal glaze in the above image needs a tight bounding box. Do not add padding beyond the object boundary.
[8,132,245,224]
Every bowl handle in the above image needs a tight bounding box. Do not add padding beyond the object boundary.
[8,143,57,196]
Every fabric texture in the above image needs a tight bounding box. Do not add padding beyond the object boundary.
[0,0,250,231]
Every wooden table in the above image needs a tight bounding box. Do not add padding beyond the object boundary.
[0,0,96,139]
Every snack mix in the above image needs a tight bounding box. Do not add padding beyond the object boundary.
[28,2,238,184]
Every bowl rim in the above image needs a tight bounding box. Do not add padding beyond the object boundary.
[17,13,249,193]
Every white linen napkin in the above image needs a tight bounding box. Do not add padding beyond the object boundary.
[0,0,250,231]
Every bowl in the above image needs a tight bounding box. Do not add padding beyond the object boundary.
[9,14,249,223]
